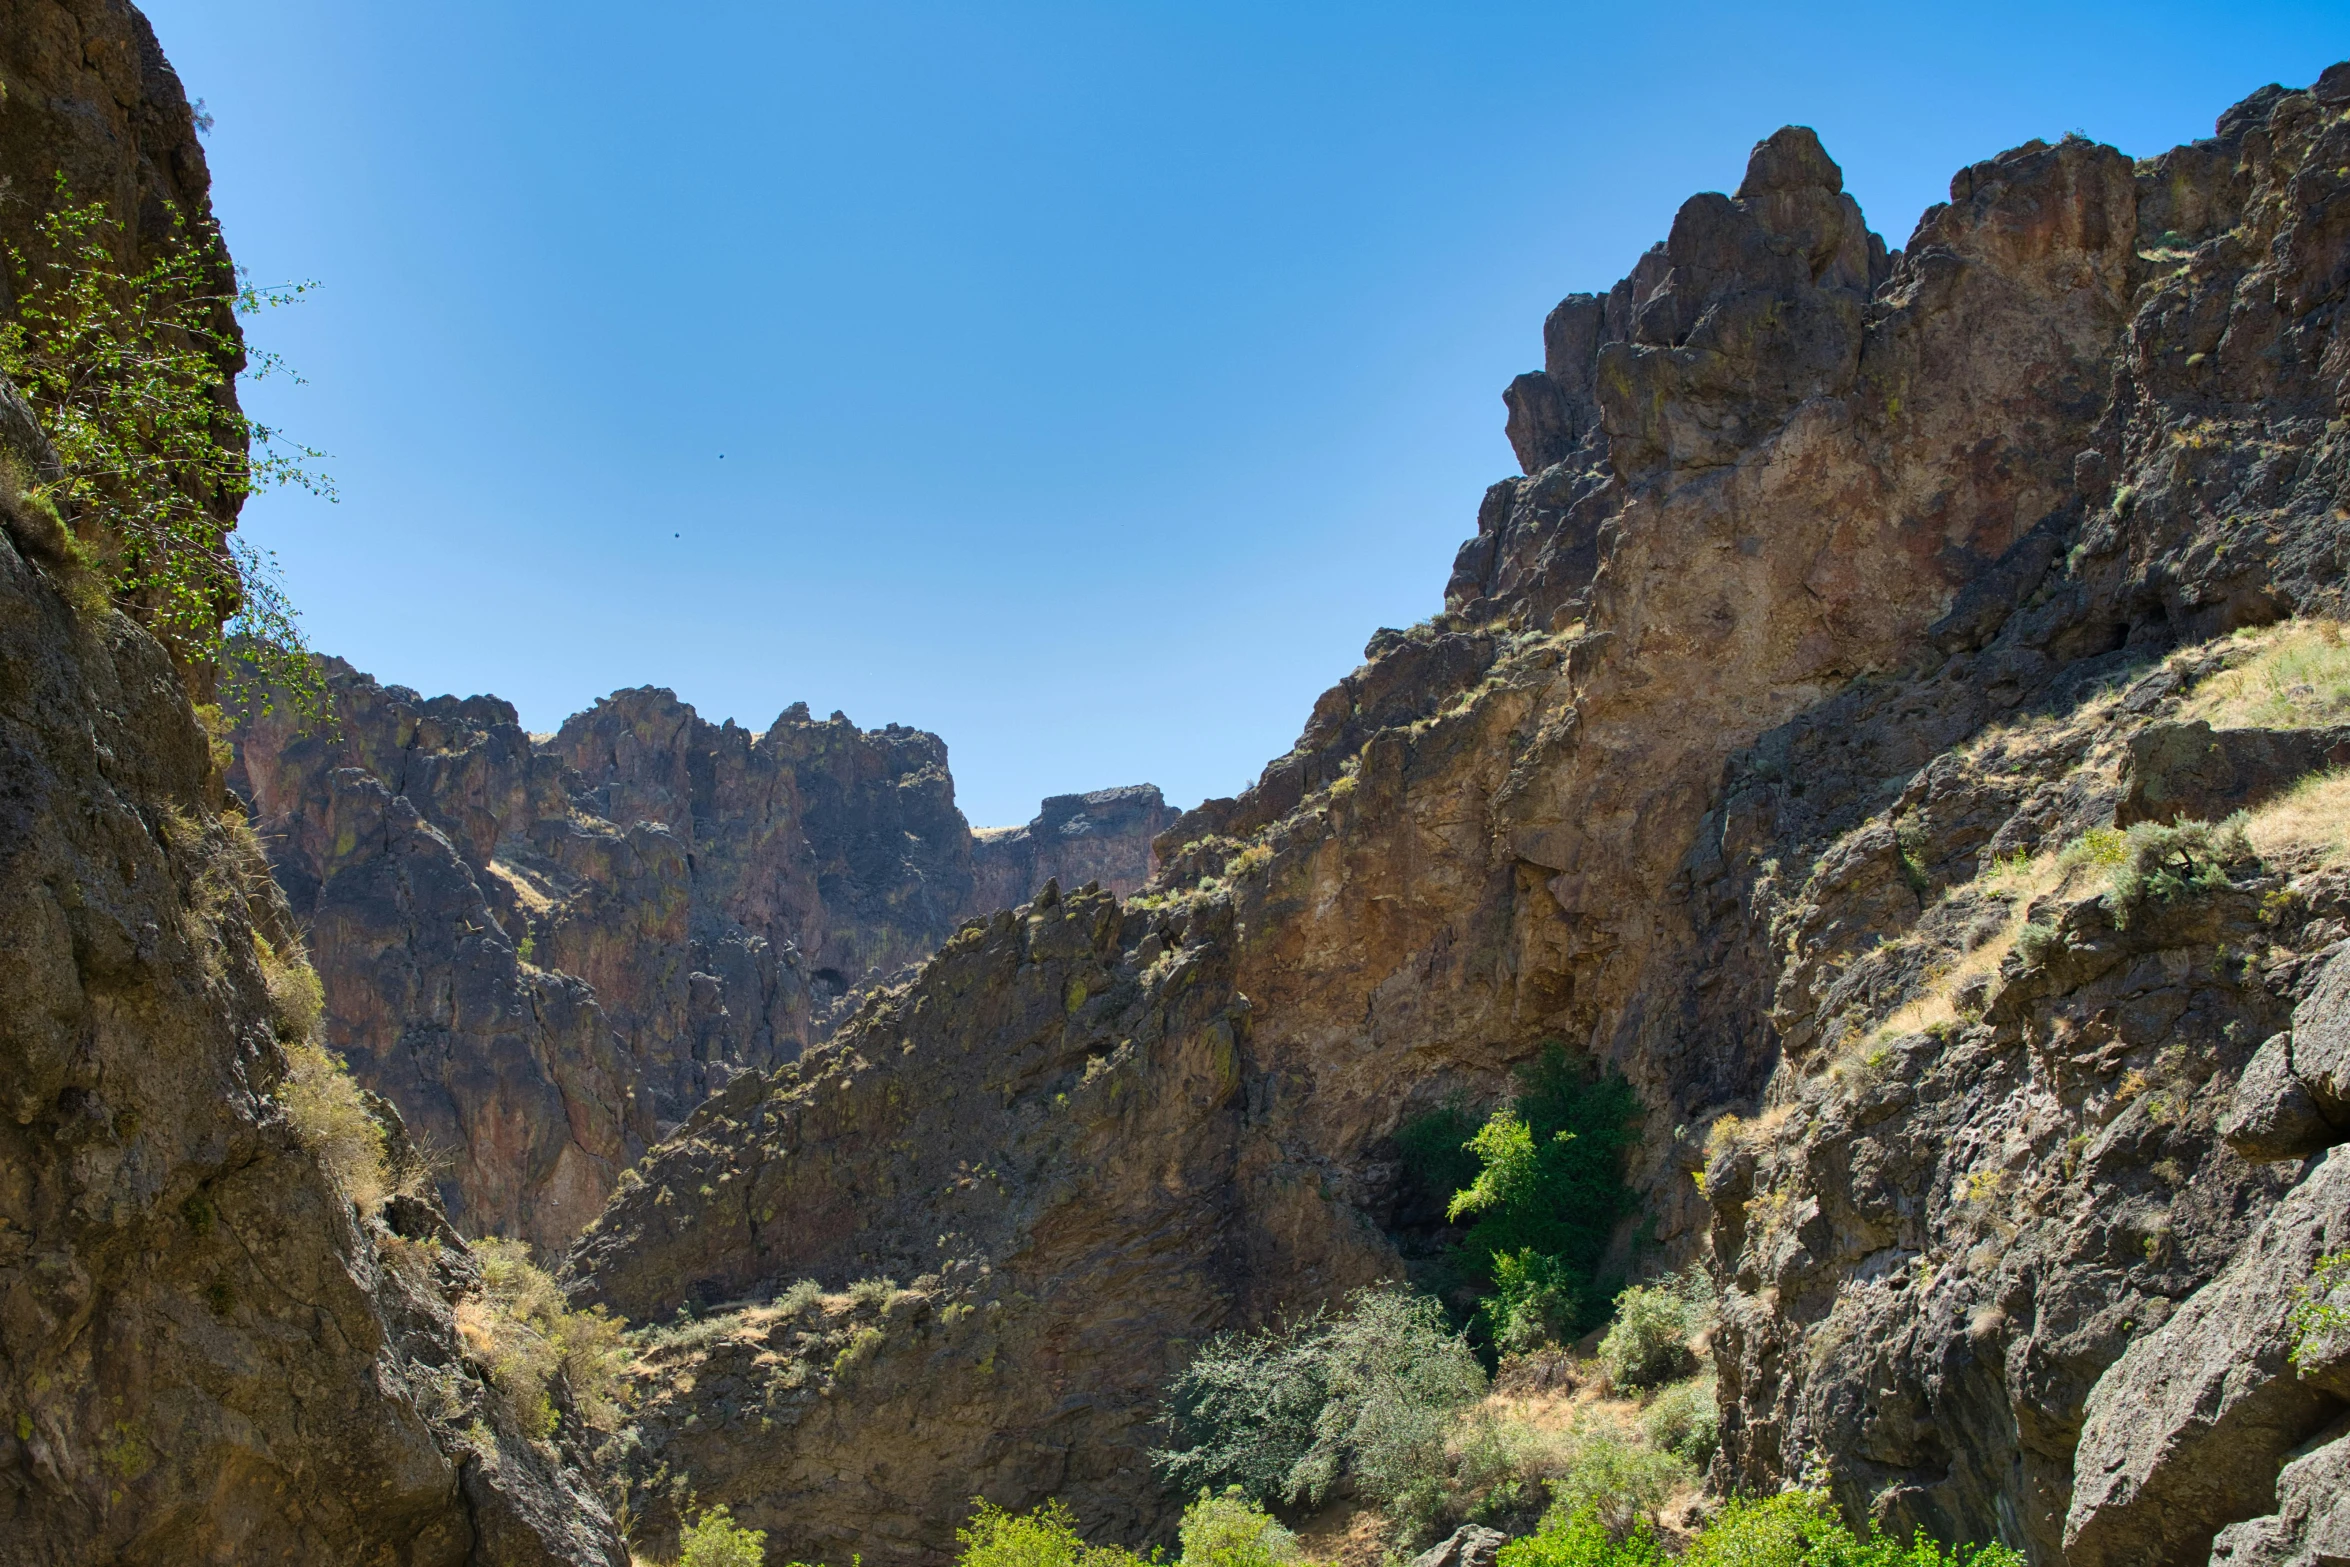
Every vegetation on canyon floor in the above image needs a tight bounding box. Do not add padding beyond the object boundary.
[925,1484,2022,1567]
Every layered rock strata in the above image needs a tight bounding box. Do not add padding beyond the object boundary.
[0,7,621,1559]
[574,65,2350,1567]
[232,667,1169,1250]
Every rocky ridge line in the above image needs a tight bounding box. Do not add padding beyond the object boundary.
[573,64,2350,1567]
[231,661,1171,1251]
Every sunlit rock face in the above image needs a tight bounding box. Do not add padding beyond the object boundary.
[233,663,1170,1249]
[573,63,2350,1567]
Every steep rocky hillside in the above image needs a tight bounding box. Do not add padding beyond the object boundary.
[573,65,2350,1567]
[0,5,619,1561]
[231,661,1168,1250]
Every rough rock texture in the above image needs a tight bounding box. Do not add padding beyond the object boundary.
[2117,720,2350,824]
[0,7,623,1559]
[571,64,2350,1567]
[970,785,1176,914]
[2065,1145,2350,1566]
[574,880,1250,1563]
[233,667,1169,1250]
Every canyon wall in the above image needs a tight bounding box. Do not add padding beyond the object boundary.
[0,6,620,1561]
[573,67,2350,1567]
[231,664,1169,1251]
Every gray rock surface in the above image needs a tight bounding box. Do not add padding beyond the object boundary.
[2209,1429,2350,1567]
[2064,1149,2350,1566]
[1411,1524,1509,1567]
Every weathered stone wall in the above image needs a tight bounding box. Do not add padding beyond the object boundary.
[572,64,2350,1567]
[0,7,622,1559]
[233,666,1173,1250]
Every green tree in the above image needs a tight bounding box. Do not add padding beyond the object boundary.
[678,1506,766,1567]
[1434,1046,1641,1348]
[0,178,330,717]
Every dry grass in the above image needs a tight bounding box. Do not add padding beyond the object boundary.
[458,1237,628,1441]
[2182,618,2350,729]
[2242,767,2350,869]
[1866,831,2141,1046]
[281,1040,390,1211]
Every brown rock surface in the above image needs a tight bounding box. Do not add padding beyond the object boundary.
[970,785,1177,914]
[573,65,2350,1567]
[233,667,1174,1251]
[0,6,621,1559]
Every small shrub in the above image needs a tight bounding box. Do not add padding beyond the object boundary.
[280,1040,389,1211]
[847,1275,897,1308]
[1679,1490,2024,1567]
[774,1278,823,1314]
[458,1238,628,1439]
[1177,1488,1298,1567]
[1156,1285,1485,1511]
[1541,1425,1690,1539]
[1488,1248,1581,1356]
[1640,1373,1720,1468]
[1597,1273,1710,1393]
[2102,817,2250,926]
[255,934,325,1043]
[1498,1508,1669,1567]
[833,1324,886,1376]
[678,1506,766,1567]
[1154,1308,1330,1505]
[2011,921,2063,968]
[2290,1248,2350,1369]
[1290,1287,1488,1508]
[954,1499,1154,1567]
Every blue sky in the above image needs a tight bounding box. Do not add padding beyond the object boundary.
[145,1,2341,826]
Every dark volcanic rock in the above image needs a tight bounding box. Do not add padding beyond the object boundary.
[2117,721,2350,825]
[970,785,1177,913]
[571,63,2350,1567]
[0,7,620,1560]
[233,665,1173,1250]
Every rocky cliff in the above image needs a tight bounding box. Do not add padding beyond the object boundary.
[0,5,620,1561]
[571,65,2350,1567]
[231,664,1170,1251]
[971,785,1178,915]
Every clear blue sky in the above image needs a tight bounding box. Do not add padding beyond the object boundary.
[144,1,2341,826]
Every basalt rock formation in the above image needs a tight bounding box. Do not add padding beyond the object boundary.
[971,786,1177,915]
[0,7,620,1561]
[231,664,1169,1251]
[572,65,2350,1567]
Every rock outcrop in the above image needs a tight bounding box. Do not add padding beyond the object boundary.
[0,6,621,1560]
[232,665,1171,1251]
[570,63,2350,1567]
[970,785,1176,915]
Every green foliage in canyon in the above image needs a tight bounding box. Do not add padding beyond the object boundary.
[1154,1286,1487,1511]
[1406,1046,1641,1352]
[1501,1492,2025,1567]
[0,179,329,716]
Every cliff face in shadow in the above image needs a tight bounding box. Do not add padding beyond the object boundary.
[572,66,2350,1567]
[231,664,1169,1251]
[0,5,621,1560]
